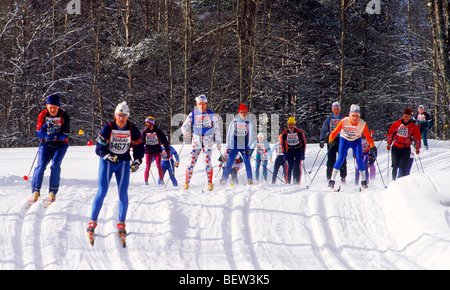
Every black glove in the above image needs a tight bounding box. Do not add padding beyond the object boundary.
[369,146,377,156]
[320,140,324,149]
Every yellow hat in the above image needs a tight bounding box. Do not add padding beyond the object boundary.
[287,117,296,125]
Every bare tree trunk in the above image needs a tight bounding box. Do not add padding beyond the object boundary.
[183,0,191,116]
[339,0,346,104]
[165,0,174,136]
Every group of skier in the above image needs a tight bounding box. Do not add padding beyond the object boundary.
[27,93,432,243]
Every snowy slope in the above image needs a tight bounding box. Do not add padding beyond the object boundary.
[1,139,450,270]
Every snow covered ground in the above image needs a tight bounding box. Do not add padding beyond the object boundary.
[1,139,450,270]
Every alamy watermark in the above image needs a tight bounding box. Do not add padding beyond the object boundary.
[66,0,81,15]
[366,0,381,15]
[170,113,280,145]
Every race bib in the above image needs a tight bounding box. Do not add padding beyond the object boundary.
[109,130,131,154]
[256,143,265,154]
[195,114,212,128]
[342,125,358,139]
[146,132,159,145]
[417,114,426,122]
[235,123,248,136]
[161,150,169,160]
[287,133,300,146]
[330,118,340,131]
[46,116,62,130]
[397,124,408,138]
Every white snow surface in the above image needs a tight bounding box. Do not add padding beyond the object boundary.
[1,140,450,270]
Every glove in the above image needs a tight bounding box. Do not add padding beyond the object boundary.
[174,161,179,168]
[104,154,118,164]
[130,159,142,172]
[416,148,420,154]
[320,140,324,149]
[328,140,335,147]
[369,146,377,156]
[283,154,287,161]
[301,154,305,161]
[226,149,231,155]
[386,144,391,151]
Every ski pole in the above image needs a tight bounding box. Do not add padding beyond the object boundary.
[307,146,332,189]
[302,161,311,182]
[374,158,387,189]
[414,153,424,173]
[24,147,39,181]
[308,147,321,174]
[250,155,284,183]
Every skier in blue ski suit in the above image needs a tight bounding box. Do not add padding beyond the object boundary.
[88,101,144,235]
[159,145,180,186]
[221,104,254,185]
[29,94,70,205]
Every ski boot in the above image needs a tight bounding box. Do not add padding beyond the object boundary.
[248,179,253,185]
[328,179,335,189]
[44,193,56,208]
[26,191,40,208]
[117,222,127,247]
[87,220,97,245]
[206,183,214,191]
[361,180,368,190]
[182,183,189,190]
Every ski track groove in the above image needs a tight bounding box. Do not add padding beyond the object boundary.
[307,191,351,270]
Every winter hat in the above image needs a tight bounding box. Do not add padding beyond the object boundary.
[46,94,61,107]
[332,101,340,109]
[287,117,296,125]
[195,94,208,104]
[349,104,360,115]
[238,104,248,112]
[403,108,413,115]
[418,105,424,110]
[145,116,155,125]
[257,133,265,139]
[115,101,130,116]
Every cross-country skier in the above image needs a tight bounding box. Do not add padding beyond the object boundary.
[268,134,286,184]
[320,101,347,183]
[387,108,421,180]
[221,103,254,185]
[281,117,306,185]
[87,101,144,238]
[160,144,180,186]
[250,133,270,183]
[413,105,433,150]
[328,104,376,189]
[354,132,376,185]
[181,94,222,191]
[29,94,70,206]
[218,151,244,184]
[142,116,170,185]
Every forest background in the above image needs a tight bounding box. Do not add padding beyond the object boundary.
[1,0,450,148]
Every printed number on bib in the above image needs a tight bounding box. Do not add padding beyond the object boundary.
[109,130,131,154]
[287,133,300,146]
[397,125,408,138]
